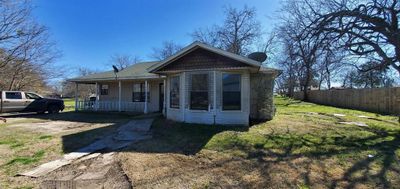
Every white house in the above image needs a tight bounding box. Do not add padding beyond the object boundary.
[69,42,280,126]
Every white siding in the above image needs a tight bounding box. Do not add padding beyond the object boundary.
[98,80,162,113]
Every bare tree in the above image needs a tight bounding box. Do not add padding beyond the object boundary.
[61,67,96,98]
[192,5,261,55]
[109,54,141,70]
[150,41,182,60]
[0,0,59,92]
[308,0,400,74]
[277,0,331,100]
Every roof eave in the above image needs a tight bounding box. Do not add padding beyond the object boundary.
[67,75,166,83]
[149,41,262,73]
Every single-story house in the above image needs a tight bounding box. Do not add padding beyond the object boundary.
[69,42,280,126]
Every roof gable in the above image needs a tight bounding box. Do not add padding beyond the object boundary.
[150,42,261,73]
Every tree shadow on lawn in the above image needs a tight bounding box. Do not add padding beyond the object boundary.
[1,111,140,153]
[0,111,139,123]
[239,125,400,188]
[61,116,248,155]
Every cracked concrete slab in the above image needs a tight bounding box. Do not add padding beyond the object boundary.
[19,118,154,178]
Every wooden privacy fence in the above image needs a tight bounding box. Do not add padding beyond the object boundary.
[293,87,400,115]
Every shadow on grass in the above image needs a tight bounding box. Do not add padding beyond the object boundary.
[229,125,400,188]
[0,111,139,123]
[61,117,248,155]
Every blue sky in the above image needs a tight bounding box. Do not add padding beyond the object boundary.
[32,0,281,77]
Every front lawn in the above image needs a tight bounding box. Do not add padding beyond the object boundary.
[121,96,400,188]
[0,112,132,188]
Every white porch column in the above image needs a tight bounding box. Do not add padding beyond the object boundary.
[144,80,148,114]
[95,82,99,111]
[163,79,166,115]
[74,83,78,112]
[118,80,122,112]
[213,71,217,111]
[213,71,217,125]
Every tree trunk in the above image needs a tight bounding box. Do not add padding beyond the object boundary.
[303,67,312,101]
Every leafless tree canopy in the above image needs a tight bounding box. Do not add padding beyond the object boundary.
[0,0,59,93]
[150,41,182,60]
[275,0,399,98]
[308,0,400,73]
[61,67,96,98]
[192,6,261,55]
[109,54,141,70]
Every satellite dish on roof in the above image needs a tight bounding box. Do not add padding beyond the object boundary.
[247,52,267,62]
[112,65,119,80]
[112,65,119,73]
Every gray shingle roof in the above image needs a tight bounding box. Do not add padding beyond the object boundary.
[68,61,162,83]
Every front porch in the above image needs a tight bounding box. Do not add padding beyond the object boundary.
[73,78,166,114]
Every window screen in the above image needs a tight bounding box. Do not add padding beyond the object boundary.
[132,83,150,102]
[222,74,241,110]
[190,74,209,110]
[170,76,180,108]
[100,84,109,95]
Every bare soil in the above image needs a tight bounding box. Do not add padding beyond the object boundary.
[10,121,113,134]
[41,153,131,189]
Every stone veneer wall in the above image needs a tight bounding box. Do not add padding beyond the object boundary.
[250,73,276,121]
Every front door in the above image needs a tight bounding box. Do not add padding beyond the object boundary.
[159,83,164,112]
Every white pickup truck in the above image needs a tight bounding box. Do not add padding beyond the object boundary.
[0,91,65,114]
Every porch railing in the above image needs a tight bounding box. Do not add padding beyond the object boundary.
[76,100,145,112]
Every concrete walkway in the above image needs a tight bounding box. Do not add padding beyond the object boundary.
[19,118,154,178]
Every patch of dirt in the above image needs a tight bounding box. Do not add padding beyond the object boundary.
[118,150,275,188]
[10,121,112,134]
[0,145,10,165]
[41,153,131,189]
[118,149,392,189]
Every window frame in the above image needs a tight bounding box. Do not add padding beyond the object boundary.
[169,75,180,109]
[189,73,209,111]
[5,92,22,100]
[221,73,242,111]
[25,92,42,100]
[100,84,109,95]
[132,83,150,102]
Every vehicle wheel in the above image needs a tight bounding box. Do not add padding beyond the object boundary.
[47,105,60,114]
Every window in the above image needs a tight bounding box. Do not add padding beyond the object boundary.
[5,92,22,99]
[222,74,241,110]
[100,84,109,95]
[190,74,209,110]
[26,93,42,100]
[170,76,180,108]
[132,83,150,102]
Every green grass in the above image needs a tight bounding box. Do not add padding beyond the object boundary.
[6,150,45,166]
[0,111,133,188]
[144,96,400,188]
[205,96,399,157]
[63,98,75,111]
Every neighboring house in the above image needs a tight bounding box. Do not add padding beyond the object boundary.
[69,42,280,125]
